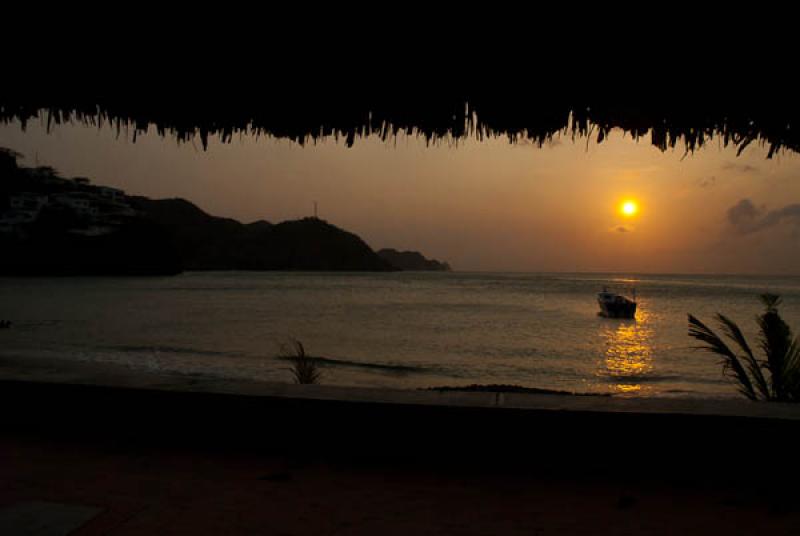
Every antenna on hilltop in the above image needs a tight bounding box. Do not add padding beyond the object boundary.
[314,201,318,219]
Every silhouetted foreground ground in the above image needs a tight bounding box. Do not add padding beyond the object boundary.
[3,432,800,535]
[2,359,800,534]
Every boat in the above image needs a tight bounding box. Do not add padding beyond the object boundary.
[597,287,637,319]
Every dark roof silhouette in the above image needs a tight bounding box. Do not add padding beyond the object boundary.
[2,95,798,157]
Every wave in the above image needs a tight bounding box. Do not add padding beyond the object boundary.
[276,354,427,374]
[103,345,241,358]
[425,384,609,396]
[147,286,261,292]
[600,373,683,384]
[7,320,61,328]
[600,373,729,386]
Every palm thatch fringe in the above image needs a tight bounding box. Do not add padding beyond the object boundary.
[1,98,797,157]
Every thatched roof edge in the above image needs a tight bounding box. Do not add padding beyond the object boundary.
[1,99,797,157]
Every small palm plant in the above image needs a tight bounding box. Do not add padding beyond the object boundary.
[280,338,322,385]
[689,294,800,401]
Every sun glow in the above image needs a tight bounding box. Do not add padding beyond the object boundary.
[620,200,639,217]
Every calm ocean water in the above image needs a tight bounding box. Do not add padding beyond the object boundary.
[2,272,800,398]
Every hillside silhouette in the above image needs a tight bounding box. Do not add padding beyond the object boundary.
[130,197,394,272]
[0,148,425,275]
[377,248,451,271]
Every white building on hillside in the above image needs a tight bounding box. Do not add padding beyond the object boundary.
[51,193,99,217]
[9,193,48,212]
[97,186,125,202]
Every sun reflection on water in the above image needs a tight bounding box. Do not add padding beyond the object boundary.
[599,308,654,395]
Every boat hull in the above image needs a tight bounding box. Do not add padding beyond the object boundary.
[598,299,637,319]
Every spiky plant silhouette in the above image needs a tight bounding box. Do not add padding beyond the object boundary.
[280,338,322,385]
[689,294,800,401]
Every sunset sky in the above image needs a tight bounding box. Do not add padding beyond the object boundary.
[1,119,799,275]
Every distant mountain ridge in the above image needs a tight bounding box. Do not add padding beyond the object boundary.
[129,197,394,272]
[377,248,451,271]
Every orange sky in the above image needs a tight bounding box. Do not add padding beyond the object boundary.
[1,120,799,274]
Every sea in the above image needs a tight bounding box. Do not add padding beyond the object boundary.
[2,271,800,399]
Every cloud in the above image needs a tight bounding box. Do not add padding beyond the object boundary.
[722,162,759,174]
[727,199,761,230]
[697,176,716,188]
[727,199,800,234]
[612,225,633,233]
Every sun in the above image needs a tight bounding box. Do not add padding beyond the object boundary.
[620,200,639,217]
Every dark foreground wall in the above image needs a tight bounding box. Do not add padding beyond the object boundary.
[2,380,799,484]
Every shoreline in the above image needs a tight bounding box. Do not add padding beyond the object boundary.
[0,344,738,401]
[425,383,611,396]
[2,351,799,422]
